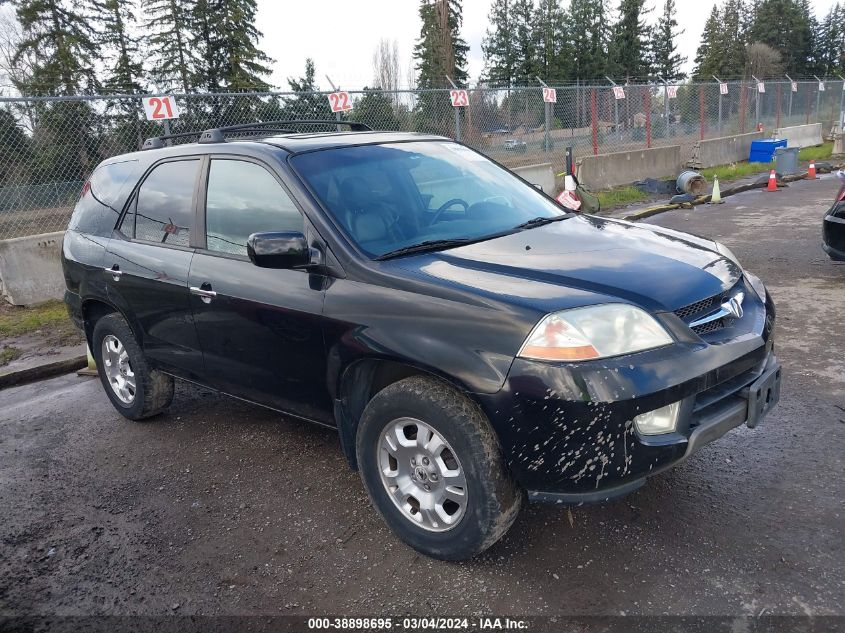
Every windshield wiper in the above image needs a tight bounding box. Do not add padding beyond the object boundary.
[512,215,570,231]
[375,238,474,260]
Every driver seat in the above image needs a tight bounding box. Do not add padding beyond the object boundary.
[339,176,403,245]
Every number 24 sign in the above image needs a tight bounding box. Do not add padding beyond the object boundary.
[142,95,180,121]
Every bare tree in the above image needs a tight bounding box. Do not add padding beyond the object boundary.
[0,9,32,95]
[746,42,782,79]
[373,38,402,108]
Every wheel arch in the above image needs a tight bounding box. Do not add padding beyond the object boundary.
[334,357,488,470]
[81,298,137,349]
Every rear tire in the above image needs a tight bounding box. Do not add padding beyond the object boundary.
[356,375,522,560]
[92,313,174,420]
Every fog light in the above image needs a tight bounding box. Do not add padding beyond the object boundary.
[634,401,681,435]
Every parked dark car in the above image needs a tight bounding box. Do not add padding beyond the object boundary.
[823,170,845,261]
[62,121,781,560]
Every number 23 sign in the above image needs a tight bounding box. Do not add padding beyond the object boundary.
[142,95,180,121]
[450,89,469,107]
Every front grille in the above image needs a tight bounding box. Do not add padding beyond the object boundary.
[691,318,724,335]
[673,282,742,338]
[674,296,716,320]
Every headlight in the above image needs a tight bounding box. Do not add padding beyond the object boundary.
[745,270,767,301]
[518,304,673,362]
[715,242,742,269]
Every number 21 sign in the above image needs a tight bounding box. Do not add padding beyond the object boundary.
[142,95,180,121]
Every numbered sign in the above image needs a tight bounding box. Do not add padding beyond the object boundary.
[449,89,469,107]
[612,86,625,100]
[666,86,678,99]
[757,82,766,94]
[542,87,557,103]
[791,81,798,92]
[142,95,180,121]
[328,91,353,113]
[719,82,729,95]
[819,81,826,92]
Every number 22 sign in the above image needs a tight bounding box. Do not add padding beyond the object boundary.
[328,91,353,113]
[142,95,180,121]
[450,89,469,107]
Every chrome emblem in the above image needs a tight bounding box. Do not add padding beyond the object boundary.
[721,291,744,319]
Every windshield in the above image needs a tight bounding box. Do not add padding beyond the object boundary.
[291,141,566,258]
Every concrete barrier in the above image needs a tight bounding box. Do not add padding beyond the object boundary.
[0,231,65,305]
[512,162,555,194]
[687,131,765,169]
[576,146,682,190]
[774,123,823,148]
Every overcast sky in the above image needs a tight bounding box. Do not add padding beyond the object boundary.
[257,0,843,91]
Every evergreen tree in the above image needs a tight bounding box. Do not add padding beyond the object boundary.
[142,0,195,93]
[535,0,568,80]
[482,0,517,88]
[693,5,721,80]
[282,58,332,120]
[748,0,814,75]
[815,3,844,74]
[568,0,610,80]
[608,0,651,80]
[721,0,749,77]
[350,88,402,130]
[651,0,686,81]
[10,0,98,95]
[413,0,469,89]
[97,0,144,94]
[511,0,539,84]
[191,0,273,92]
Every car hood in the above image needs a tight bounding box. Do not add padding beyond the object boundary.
[392,215,741,313]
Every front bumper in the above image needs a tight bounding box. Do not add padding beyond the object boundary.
[477,287,779,504]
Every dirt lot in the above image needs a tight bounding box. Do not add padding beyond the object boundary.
[1,177,843,621]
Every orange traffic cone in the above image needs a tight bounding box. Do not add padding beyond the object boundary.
[766,169,779,192]
[807,160,818,180]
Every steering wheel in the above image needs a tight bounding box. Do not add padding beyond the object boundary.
[430,198,469,225]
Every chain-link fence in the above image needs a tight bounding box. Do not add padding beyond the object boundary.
[1,79,843,240]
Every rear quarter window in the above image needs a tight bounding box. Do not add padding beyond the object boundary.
[68,159,140,237]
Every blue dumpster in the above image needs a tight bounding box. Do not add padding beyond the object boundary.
[749,139,787,163]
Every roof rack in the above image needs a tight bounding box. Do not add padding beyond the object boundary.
[141,119,373,150]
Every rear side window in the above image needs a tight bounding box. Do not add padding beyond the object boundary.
[122,159,199,247]
[204,159,303,256]
[69,160,140,237]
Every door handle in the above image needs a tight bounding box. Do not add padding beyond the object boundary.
[104,265,123,281]
[190,285,217,304]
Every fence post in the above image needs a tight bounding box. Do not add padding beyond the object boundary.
[712,76,723,135]
[591,88,598,156]
[606,76,620,141]
[786,74,794,123]
[806,86,812,125]
[776,83,782,131]
[814,76,823,123]
[454,106,461,142]
[699,85,705,141]
[839,75,845,130]
[644,87,651,149]
[740,83,747,134]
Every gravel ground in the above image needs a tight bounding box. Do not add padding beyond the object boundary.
[1,176,843,620]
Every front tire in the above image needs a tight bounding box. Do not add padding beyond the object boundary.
[356,376,522,560]
[92,313,174,420]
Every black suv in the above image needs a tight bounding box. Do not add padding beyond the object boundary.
[63,121,781,560]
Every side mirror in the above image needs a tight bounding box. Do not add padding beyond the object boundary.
[247,231,311,269]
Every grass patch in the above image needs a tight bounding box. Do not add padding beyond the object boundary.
[0,345,22,367]
[0,299,73,337]
[701,161,773,182]
[596,186,650,210]
[799,142,833,162]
